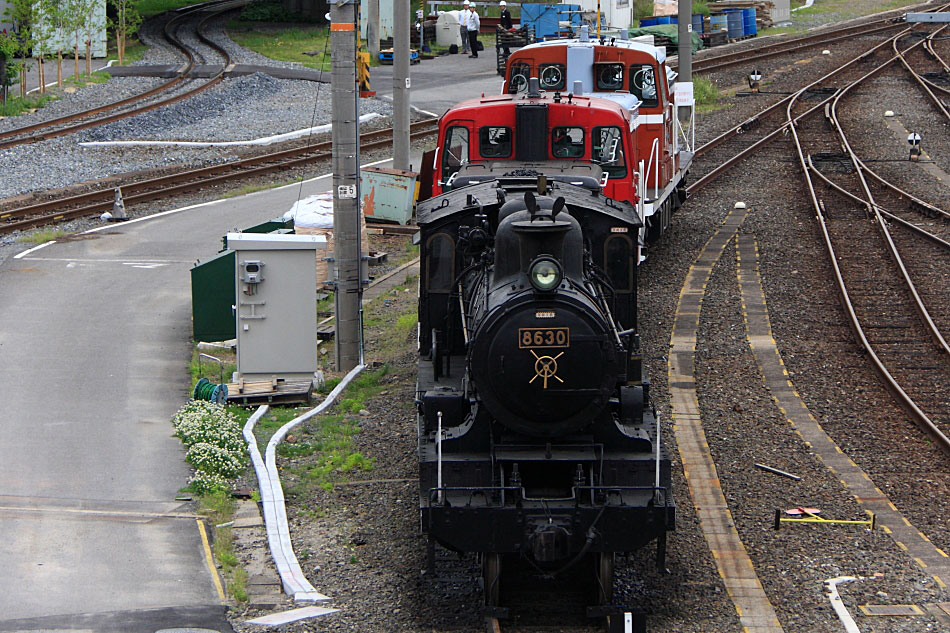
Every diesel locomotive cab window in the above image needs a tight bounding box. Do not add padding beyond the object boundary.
[593,126,626,178]
[441,125,470,188]
[604,234,634,292]
[426,233,455,292]
[596,63,624,91]
[538,63,565,91]
[509,63,531,94]
[551,126,584,159]
[479,126,512,158]
[629,64,658,108]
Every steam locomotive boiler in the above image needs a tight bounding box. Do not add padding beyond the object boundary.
[416,171,674,609]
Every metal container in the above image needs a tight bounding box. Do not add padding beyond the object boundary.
[361,166,418,225]
[191,250,237,343]
[724,9,743,38]
[639,16,658,26]
[743,7,757,36]
[709,13,728,33]
[692,13,705,34]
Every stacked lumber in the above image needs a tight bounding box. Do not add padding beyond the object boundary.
[708,0,776,29]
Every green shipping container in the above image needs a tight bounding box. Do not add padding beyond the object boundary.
[191,249,236,342]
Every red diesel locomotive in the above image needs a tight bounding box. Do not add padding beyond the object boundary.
[422,33,693,252]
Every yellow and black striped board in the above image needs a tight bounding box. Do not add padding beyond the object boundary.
[736,234,950,603]
[669,206,785,633]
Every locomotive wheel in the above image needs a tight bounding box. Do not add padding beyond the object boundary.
[594,552,615,605]
[482,552,502,606]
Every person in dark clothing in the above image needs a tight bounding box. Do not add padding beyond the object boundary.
[499,0,512,55]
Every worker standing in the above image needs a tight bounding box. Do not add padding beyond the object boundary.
[468,3,480,57]
[460,0,471,54]
[499,0,512,55]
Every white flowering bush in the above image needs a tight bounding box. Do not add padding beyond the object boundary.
[187,442,246,479]
[173,400,245,453]
[172,399,248,493]
[188,470,231,495]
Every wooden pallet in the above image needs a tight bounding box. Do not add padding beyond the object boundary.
[225,377,313,405]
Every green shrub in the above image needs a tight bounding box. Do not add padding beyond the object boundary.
[186,442,247,478]
[172,400,247,492]
[239,0,314,22]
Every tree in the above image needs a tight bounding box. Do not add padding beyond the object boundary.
[62,0,84,81]
[3,0,34,97]
[78,0,104,77]
[0,31,18,104]
[39,0,68,88]
[108,0,141,65]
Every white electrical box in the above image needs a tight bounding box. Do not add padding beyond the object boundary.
[228,233,327,384]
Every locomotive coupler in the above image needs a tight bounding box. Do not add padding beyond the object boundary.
[529,519,571,562]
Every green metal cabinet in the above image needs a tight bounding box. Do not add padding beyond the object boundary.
[191,250,236,342]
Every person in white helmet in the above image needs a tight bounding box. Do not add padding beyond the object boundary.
[460,0,471,54]
[467,2,480,57]
[499,0,512,55]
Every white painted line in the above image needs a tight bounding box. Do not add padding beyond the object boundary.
[825,576,860,633]
[13,241,57,259]
[245,605,339,625]
[80,113,383,148]
[77,157,394,237]
[21,257,189,263]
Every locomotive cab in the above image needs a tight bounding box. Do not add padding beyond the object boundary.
[503,37,692,244]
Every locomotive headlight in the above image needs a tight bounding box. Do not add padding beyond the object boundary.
[529,257,562,292]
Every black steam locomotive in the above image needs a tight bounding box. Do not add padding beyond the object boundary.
[415,166,674,610]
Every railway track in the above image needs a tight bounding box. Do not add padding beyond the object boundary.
[0,119,440,235]
[0,0,243,151]
[686,21,945,194]
[787,39,950,454]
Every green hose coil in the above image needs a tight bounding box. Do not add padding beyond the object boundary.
[193,377,229,404]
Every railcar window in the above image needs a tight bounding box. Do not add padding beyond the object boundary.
[539,64,565,90]
[629,64,658,108]
[592,126,627,178]
[551,126,585,159]
[596,64,624,91]
[479,126,513,158]
[604,234,634,292]
[426,233,456,292]
[441,125,470,189]
[509,63,531,94]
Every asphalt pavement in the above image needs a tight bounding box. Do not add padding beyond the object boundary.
[0,34,484,629]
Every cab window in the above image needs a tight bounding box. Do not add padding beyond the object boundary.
[596,63,624,91]
[592,126,626,178]
[479,126,512,158]
[509,62,531,93]
[539,63,565,91]
[551,126,584,159]
[629,64,658,108]
[441,125,470,187]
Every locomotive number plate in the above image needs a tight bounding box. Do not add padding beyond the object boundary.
[518,327,570,349]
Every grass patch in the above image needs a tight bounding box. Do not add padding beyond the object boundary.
[0,93,58,117]
[118,38,148,65]
[135,0,200,17]
[222,179,301,198]
[693,76,723,114]
[17,229,66,244]
[196,490,248,602]
[228,25,332,71]
[190,347,235,386]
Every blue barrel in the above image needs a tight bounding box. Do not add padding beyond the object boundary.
[692,13,704,34]
[640,16,658,26]
[710,13,728,33]
[743,7,757,36]
[724,9,743,38]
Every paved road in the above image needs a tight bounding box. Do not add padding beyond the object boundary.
[0,174,352,629]
[0,37,476,626]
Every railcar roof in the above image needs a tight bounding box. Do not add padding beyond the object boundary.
[442,92,632,119]
[517,38,666,64]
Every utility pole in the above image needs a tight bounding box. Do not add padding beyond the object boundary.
[368,0,380,64]
[331,0,363,371]
[393,0,411,170]
[677,0,691,83]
